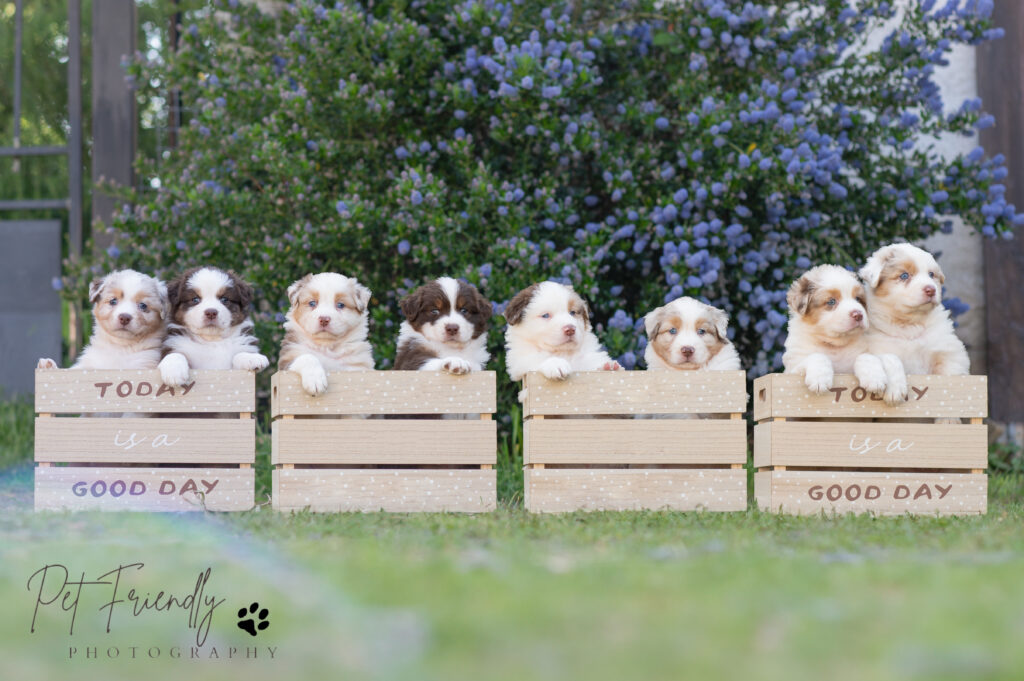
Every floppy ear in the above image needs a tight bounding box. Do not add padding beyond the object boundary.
[708,305,731,341]
[230,271,254,310]
[165,270,191,311]
[579,296,593,330]
[786,274,816,316]
[88,277,105,304]
[503,284,538,325]
[931,260,946,286]
[858,245,899,289]
[472,287,493,321]
[644,306,664,338]
[352,281,372,313]
[399,287,423,321]
[287,275,311,308]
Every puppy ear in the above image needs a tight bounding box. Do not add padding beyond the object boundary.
[931,261,946,286]
[473,287,493,321]
[503,284,538,325]
[709,305,731,341]
[287,275,311,308]
[229,271,254,310]
[399,287,423,321]
[786,274,816,316]
[579,297,593,330]
[859,245,899,289]
[352,281,372,313]
[165,270,190,311]
[644,306,664,338]
[88,277,105,304]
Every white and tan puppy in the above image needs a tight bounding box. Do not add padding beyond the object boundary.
[782,265,905,403]
[859,243,970,376]
[279,272,374,396]
[504,281,621,382]
[37,269,168,371]
[643,297,741,371]
[158,267,269,386]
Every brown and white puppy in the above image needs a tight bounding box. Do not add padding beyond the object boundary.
[158,267,269,386]
[643,297,741,371]
[394,277,491,373]
[859,243,969,377]
[279,272,374,395]
[504,281,621,382]
[782,265,905,403]
[37,269,168,371]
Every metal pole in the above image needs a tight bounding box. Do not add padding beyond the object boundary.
[12,0,23,173]
[67,0,83,357]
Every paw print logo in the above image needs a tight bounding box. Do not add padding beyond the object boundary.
[237,602,270,637]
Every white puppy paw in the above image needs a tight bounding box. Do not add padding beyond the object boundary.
[158,353,192,387]
[804,364,834,394]
[37,358,59,370]
[233,352,270,372]
[602,360,623,372]
[539,357,572,380]
[441,357,472,375]
[880,354,909,405]
[300,365,329,396]
[853,354,887,395]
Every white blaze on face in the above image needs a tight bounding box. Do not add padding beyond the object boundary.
[646,297,728,368]
[288,272,369,339]
[91,270,167,339]
[423,277,474,345]
[179,268,235,335]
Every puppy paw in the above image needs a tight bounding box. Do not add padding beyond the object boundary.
[853,359,887,395]
[158,354,192,387]
[883,375,909,406]
[441,357,472,375]
[300,365,329,396]
[37,358,59,370]
[804,365,834,394]
[602,361,623,372]
[233,352,270,373]
[539,357,572,380]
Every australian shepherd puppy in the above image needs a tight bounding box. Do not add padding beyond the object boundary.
[783,265,905,403]
[858,243,970,376]
[37,269,168,371]
[158,267,269,386]
[279,272,374,395]
[504,281,621,382]
[394,277,491,373]
[643,297,741,371]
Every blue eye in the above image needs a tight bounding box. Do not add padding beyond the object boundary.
[827,298,837,307]
[138,302,148,312]
[668,328,677,335]
[928,271,935,279]
[308,300,317,308]
[541,313,551,319]
[569,310,577,316]
[899,272,910,281]
[109,298,118,306]
[697,328,706,336]
[336,302,345,309]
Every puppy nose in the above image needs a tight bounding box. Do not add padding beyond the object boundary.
[680,346,695,358]
[318,316,331,328]
[204,308,218,320]
[850,310,863,322]
[923,285,936,298]
[562,325,576,337]
[118,313,132,326]
[445,324,459,336]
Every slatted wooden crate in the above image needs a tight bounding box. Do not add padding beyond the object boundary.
[270,371,497,512]
[34,369,256,512]
[753,373,988,516]
[521,371,748,513]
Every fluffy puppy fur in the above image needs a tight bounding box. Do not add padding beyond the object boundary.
[504,281,621,382]
[279,272,374,395]
[783,265,905,404]
[158,267,269,386]
[37,269,168,371]
[643,297,741,371]
[394,277,491,373]
[859,243,970,376]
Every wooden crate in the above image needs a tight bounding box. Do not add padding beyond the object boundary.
[270,371,497,512]
[753,373,988,516]
[521,371,748,513]
[34,369,256,512]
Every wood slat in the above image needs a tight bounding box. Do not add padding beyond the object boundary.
[272,419,496,465]
[271,371,496,416]
[753,373,987,421]
[34,467,254,512]
[752,422,986,470]
[34,369,255,413]
[524,418,745,465]
[522,370,747,416]
[35,417,255,464]
[272,469,496,512]
[754,470,986,516]
[523,468,747,513]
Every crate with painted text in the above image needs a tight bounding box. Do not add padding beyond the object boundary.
[33,369,256,512]
[521,370,748,513]
[270,371,497,512]
[753,373,988,516]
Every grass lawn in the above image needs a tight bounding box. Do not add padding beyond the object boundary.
[2,400,1023,680]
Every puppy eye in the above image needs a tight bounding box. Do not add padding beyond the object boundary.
[827,298,837,307]
[308,300,317,308]
[191,297,200,305]
[219,296,229,304]
[928,271,935,279]
[336,302,345,309]
[138,302,148,312]
[108,298,118,306]
[430,309,440,316]
[899,272,910,281]
[541,313,551,319]
[668,328,677,335]
[459,307,468,314]
[697,328,706,336]
[569,310,578,316]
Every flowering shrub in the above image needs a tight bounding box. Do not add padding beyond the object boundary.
[68,0,1015,436]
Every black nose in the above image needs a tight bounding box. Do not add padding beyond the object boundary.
[681,346,695,358]
[204,308,218,320]
[118,313,132,326]
[445,324,459,336]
